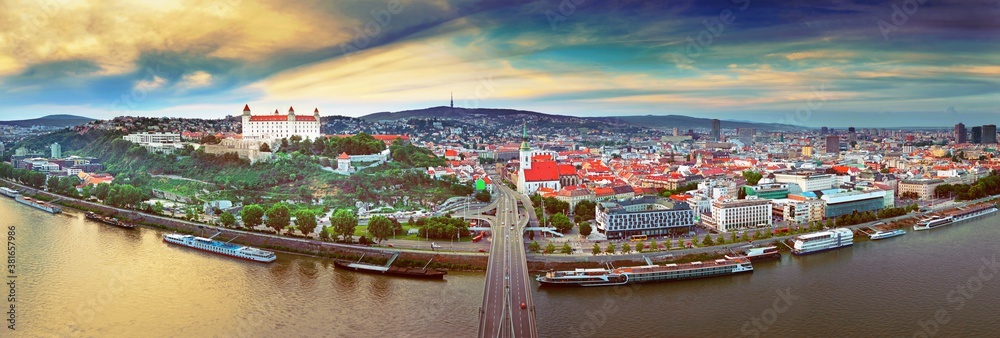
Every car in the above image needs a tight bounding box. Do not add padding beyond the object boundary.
[387,243,394,248]
[478,248,486,253]
[520,302,527,309]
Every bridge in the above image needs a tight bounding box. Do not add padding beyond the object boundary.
[474,178,537,338]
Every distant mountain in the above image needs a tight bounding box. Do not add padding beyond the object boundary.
[594,115,804,131]
[360,106,555,121]
[360,107,804,131]
[0,114,97,128]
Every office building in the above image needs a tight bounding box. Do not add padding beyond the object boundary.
[702,198,772,233]
[955,123,967,144]
[983,124,997,144]
[825,135,840,154]
[595,196,695,239]
[971,126,983,144]
[711,119,721,141]
[50,143,61,159]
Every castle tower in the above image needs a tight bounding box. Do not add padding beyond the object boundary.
[242,104,251,138]
[519,121,531,170]
[314,108,320,119]
[287,106,295,122]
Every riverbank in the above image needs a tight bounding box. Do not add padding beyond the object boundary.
[0,179,487,271]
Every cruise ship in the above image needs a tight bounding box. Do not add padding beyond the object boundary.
[912,216,954,231]
[0,187,18,198]
[162,233,276,263]
[791,228,854,255]
[536,258,753,287]
[952,203,998,223]
[15,195,62,213]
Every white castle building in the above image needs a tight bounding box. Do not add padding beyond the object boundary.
[241,104,321,140]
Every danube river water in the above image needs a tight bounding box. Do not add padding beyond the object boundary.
[7,196,1000,337]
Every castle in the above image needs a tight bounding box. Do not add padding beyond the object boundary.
[241,104,321,140]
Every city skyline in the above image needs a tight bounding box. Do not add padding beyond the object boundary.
[0,0,997,127]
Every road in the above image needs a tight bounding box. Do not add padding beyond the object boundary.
[479,181,536,338]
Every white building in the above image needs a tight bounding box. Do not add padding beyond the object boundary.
[241,105,321,140]
[595,196,694,239]
[702,198,772,233]
[123,133,181,144]
[774,172,836,193]
[516,123,561,194]
[337,152,352,172]
[772,198,826,225]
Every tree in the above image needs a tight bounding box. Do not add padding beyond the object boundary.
[578,221,592,237]
[319,226,332,241]
[331,209,358,242]
[622,243,632,254]
[94,182,111,201]
[605,243,616,255]
[367,215,393,244]
[742,170,763,185]
[475,190,491,203]
[702,234,715,246]
[716,234,725,245]
[265,203,291,233]
[592,243,601,255]
[550,213,573,233]
[295,210,318,236]
[730,232,738,243]
[241,205,265,228]
[635,241,644,253]
[259,143,271,152]
[529,241,541,253]
[574,200,597,221]
[544,242,557,254]
[665,239,672,250]
[649,239,658,252]
[220,212,236,227]
[561,242,572,255]
[46,176,60,192]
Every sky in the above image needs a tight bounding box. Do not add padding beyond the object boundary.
[0,0,997,127]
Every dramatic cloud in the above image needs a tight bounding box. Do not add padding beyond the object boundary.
[0,0,997,127]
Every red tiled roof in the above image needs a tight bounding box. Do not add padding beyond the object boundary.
[523,161,560,182]
[557,164,577,176]
[248,115,316,122]
[594,187,614,196]
[243,104,250,111]
[445,150,458,157]
[338,152,350,160]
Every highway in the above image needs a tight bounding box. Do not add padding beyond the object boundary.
[479,181,536,338]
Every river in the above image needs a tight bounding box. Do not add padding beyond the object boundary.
[7,196,1000,337]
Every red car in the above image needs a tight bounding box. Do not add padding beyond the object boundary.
[520,302,527,309]
[478,248,487,253]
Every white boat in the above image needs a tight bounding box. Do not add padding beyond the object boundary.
[0,187,18,198]
[951,203,998,223]
[725,246,781,261]
[791,228,853,255]
[15,195,61,213]
[913,216,953,231]
[869,229,906,240]
[162,233,276,263]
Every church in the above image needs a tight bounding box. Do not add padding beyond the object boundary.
[241,104,321,140]
[516,124,561,195]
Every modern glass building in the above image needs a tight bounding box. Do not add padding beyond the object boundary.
[820,189,887,218]
[595,196,694,239]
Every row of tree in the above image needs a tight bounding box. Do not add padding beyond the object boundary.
[278,133,387,157]
[934,172,1000,201]
[0,163,47,188]
[416,215,471,240]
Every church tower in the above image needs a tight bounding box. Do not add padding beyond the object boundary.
[519,121,531,170]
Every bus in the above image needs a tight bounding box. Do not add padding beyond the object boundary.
[472,232,485,243]
[630,234,647,242]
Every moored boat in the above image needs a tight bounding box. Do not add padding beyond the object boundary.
[333,260,447,279]
[15,195,61,213]
[85,211,137,229]
[0,187,18,198]
[913,216,953,231]
[869,229,906,240]
[791,228,853,255]
[162,233,276,263]
[535,258,753,287]
[725,246,781,261]
[951,203,998,223]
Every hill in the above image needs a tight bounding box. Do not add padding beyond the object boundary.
[360,107,803,131]
[0,114,97,128]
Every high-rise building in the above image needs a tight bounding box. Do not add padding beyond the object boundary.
[672,128,679,137]
[710,119,721,141]
[983,124,997,144]
[0,141,4,156]
[848,126,856,133]
[820,126,828,135]
[955,123,967,144]
[825,135,840,153]
[971,126,983,144]
[737,128,755,146]
[50,142,61,159]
